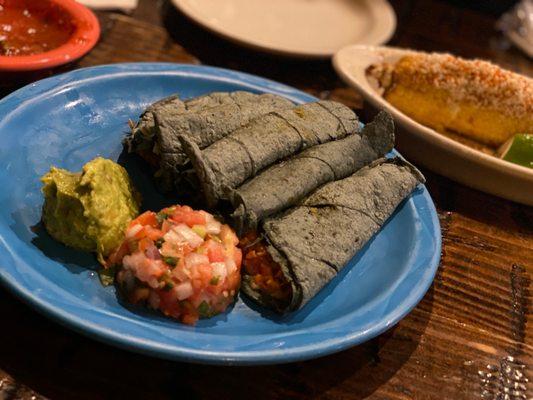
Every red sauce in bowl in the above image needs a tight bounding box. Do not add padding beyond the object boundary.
[0,0,75,56]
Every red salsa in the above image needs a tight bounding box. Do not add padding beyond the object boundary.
[0,0,75,56]
[240,232,292,303]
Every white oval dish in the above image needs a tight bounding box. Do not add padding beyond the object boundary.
[333,45,533,206]
[171,0,396,58]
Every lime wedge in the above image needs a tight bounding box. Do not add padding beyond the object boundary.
[498,134,533,169]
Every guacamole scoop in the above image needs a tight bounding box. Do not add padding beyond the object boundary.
[41,157,141,261]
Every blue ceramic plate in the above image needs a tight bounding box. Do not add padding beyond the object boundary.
[0,63,440,365]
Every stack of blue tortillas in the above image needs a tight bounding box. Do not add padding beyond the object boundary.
[126,92,425,313]
[126,91,295,192]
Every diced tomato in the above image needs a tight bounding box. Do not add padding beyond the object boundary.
[105,241,130,268]
[206,240,225,263]
[132,226,147,240]
[130,211,158,228]
[157,289,180,317]
[226,273,240,290]
[198,263,213,283]
[191,278,203,290]
[220,224,239,247]
[240,232,291,302]
[144,225,163,241]
[207,283,223,296]
[138,237,153,253]
[170,206,207,227]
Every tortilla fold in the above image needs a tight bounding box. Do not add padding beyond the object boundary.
[231,111,395,234]
[180,101,360,207]
[242,157,425,312]
[126,91,294,192]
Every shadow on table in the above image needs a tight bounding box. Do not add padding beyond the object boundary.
[0,280,434,400]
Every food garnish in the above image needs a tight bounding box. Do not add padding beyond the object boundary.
[106,205,242,325]
[498,134,533,169]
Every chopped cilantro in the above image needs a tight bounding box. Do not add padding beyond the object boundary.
[158,271,171,282]
[163,281,174,291]
[163,256,178,268]
[197,301,210,317]
[155,238,165,248]
[156,212,170,225]
[209,276,220,285]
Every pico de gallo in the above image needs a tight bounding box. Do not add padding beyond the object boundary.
[105,205,242,325]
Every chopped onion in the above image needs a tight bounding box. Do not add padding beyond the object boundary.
[171,266,189,281]
[225,258,237,275]
[147,277,160,289]
[172,223,204,248]
[205,215,221,235]
[145,245,161,260]
[123,253,165,288]
[211,262,227,281]
[175,282,193,300]
[126,224,143,238]
[185,252,209,268]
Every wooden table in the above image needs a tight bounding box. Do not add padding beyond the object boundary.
[1,1,532,398]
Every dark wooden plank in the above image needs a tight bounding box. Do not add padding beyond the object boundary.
[79,13,199,66]
[1,0,532,399]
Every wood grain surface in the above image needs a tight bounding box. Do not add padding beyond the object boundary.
[1,1,532,399]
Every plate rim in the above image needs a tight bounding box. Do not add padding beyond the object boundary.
[0,62,441,365]
[170,0,397,58]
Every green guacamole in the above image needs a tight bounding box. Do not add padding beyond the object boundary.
[41,157,141,262]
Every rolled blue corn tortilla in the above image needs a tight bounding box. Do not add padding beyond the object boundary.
[125,93,241,154]
[126,95,185,150]
[230,111,395,234]
[155,92,294,185]
[180,101,360,207]
[125,91,294,191]
[240,157,425,313]
[126,91,280,154]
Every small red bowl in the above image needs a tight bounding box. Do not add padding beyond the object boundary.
[0,0,100,72]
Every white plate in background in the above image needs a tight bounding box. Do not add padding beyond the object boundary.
[171,0,396,58]
[333,45,533,206]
